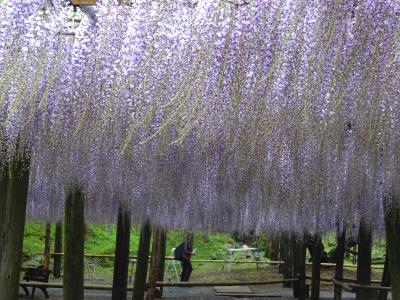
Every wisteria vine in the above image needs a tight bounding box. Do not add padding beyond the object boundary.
[0,0,399,234]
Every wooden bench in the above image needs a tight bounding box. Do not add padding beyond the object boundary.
[20,267,51,298]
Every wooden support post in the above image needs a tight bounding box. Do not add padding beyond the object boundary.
[53,222,63,278]
[0,159,30,300]
[112,205,131,300]
[270,234,279,261]
[64,188,85,300]
[384,202,400,300]
[292,234,307,300]
[334,226,346,300]
[133,220,151,300]
[356,219,373,300]
[44,222,52,269]
[157,229,167,297]
[311,233,322,300]
[147,228,163,300]
[279,232,292,288]
[378,248,390,300]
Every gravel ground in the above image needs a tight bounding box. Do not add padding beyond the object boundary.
[18,285,381,300]
[18,265,390,299]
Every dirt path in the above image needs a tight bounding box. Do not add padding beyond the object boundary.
[19,285,377,300]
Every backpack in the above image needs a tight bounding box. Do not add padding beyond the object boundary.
[174,242,185,261]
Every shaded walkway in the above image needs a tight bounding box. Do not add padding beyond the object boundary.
[19,285,383,300]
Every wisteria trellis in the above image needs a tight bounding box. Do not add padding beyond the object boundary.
[0,0,399,234]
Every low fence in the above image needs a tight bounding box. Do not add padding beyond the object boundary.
[35,252,385,269]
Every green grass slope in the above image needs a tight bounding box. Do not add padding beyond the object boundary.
[23,221,239,263]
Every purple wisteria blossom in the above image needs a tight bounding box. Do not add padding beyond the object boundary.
[0,0,399,234]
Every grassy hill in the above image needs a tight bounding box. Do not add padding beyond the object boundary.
[23,221,241,270]
[23,221,386,274]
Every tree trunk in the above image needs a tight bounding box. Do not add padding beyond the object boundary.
[64,188,85,300]
[147,228,162,300]
[356,219,372,300]
[0,160,30,300]
[311,233,322,300]
[292,234,307,300]
[53,222,63,278]
[43,222,52,269]
[333,227,346,300]
[133,220,151,300]
[112,205,131,300]
[378,247,390,300]
[385,203,400,300]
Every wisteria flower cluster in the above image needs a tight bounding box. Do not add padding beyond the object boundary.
[0,0,399,234]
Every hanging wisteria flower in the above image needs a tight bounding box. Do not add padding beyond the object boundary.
[0,0,399,234]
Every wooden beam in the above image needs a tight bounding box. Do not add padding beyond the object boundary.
[20,282,132,290]
[71,0,126,5]
[155,279,299,287]
[71,0,97,5]
[19,278,299,290]
[331,278,353,292]
[349,283,391,291]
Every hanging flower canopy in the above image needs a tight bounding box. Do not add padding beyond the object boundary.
[0,0,399,233]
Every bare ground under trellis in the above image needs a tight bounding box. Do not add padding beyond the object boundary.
[18,264,390,299]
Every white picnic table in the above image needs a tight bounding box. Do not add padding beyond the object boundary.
[222,247,260,272]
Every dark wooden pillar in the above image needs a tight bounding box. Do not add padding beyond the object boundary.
[311,233,322,300]
[270,234,279,261]
[292,234,307,300]
[53,222,63,278]
[157,229,167,297]
[43,222,52,269]
[384,204,400,300]
[334,227,346,300]
[147,227,163,300]
[133,220,151,300]
[112,205,131,300]
[64,188,85,300]
[279,232,292,288]
[0,159,30,300]
[378,248,390,300]
[356,219,372,300]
